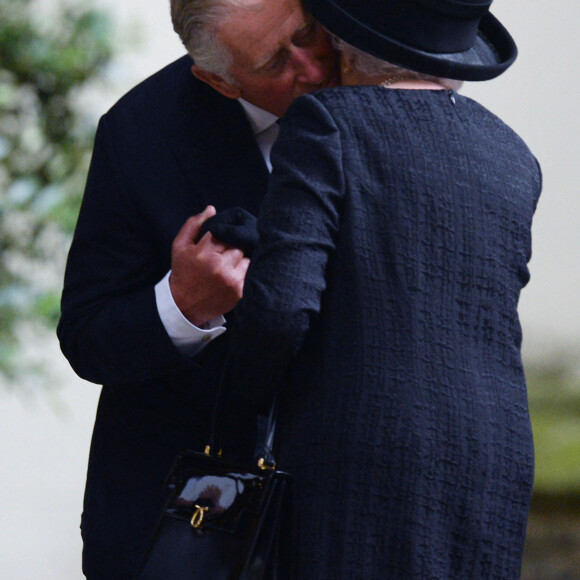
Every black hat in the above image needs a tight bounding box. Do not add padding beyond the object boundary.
[303,0,517,80]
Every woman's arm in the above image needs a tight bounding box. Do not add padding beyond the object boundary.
[230,94,345,403]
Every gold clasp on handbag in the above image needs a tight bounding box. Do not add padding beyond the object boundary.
[190,504,209,529]
[257,457,276,471]
[204,445,222,458]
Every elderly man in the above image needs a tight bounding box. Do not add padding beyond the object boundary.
[57,0,338,577]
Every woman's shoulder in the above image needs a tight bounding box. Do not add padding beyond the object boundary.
[286,86,389,129]
[305,85,379,108]
[292,85,452,122]
[288,86,419,138]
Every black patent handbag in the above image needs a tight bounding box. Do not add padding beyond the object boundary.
[137,372,293,580]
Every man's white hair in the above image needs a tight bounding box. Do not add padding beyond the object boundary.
[170,0,262,83]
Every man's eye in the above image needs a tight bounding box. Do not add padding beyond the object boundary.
[294,22,316,47]
[263,53,289,73]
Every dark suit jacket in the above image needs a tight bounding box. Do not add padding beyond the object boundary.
[57,56,269,579]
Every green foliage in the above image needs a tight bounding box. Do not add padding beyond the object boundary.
[527,363,580,494]
[0,0,113,375]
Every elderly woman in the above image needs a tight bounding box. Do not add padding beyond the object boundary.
[230,0,542,577]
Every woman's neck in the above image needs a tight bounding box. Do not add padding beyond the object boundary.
[378,77,448,90]
[342,70,448,90]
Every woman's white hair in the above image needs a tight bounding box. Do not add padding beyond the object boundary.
[331,35,463,91]
[170,0,260,83]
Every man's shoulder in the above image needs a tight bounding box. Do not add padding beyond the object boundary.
[98,55,247,149]
[106,55,196,118]
[104,55,238,126]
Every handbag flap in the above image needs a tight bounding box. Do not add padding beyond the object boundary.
[163,451,290,536]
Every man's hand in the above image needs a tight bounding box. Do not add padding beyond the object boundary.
[169,206,250,327]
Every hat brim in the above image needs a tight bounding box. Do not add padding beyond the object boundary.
[304,0,517,81]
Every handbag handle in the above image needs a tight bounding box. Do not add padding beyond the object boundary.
[255,399,278,470]
[206,354,278,470]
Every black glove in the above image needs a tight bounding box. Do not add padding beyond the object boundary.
[199,207,259,257]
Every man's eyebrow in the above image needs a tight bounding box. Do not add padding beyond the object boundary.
[253,46,288,72]
[292,16,315,41]
[253,18,316,72]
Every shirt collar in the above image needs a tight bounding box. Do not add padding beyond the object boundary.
[239,99,279,136]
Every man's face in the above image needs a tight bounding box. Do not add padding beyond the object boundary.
[196,0,339,117]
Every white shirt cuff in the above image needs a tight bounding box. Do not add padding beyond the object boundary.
[155,271,226,358]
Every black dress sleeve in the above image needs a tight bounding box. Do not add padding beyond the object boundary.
[230,94,345,405]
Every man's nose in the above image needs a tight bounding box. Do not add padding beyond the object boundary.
[293,48,326,85]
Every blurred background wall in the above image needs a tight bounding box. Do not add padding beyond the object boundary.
[1,0,578,578]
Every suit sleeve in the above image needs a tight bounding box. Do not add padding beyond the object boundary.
[57,115,197,386]
[229,95,344,404]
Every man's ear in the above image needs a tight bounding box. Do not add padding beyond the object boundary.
[191,65,241,100]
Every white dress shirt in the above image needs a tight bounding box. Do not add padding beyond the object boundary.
[154,99,279,357]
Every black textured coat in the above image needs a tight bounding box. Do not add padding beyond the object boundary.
[231,87,542,578]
